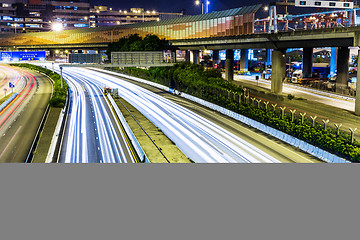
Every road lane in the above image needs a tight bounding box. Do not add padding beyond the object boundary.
[78,68,321,163]
[43,64,136,163]
[0,67,52,163]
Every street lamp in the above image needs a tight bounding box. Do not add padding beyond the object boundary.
[195,0,210,14]
[52,22,63,32]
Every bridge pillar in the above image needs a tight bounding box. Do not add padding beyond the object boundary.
[271,48,286,94]
[240,49,249,72]
[190,50,200,64]
[330,47,337,76]
[212,50,219,67]
[225,49,234,81]
[356,50,360,115]
[303,47,313,78]
[185,50,191,62]
[171,50,177,63]
[336,47,350,94]
[266,49,272,68]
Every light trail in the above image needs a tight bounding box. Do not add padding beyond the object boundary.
[40,63,136,163]
[0,69,35,131]
[68,67,282,163]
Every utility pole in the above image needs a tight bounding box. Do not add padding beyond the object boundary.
[60,66,63,88]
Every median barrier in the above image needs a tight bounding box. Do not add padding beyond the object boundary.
[108,94,149,163]
[0,93,18,112]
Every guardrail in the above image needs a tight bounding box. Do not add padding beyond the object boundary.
[46,87,70,163]
[0,93,18,113]
[25,104,50,163]
[102,70,350,163]
[107,94,149,163]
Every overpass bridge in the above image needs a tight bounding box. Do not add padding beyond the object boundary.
[0,4,359,114]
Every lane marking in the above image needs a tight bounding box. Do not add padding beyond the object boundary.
[0,126,22,160]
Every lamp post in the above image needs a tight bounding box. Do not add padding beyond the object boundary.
[195,0,210,14]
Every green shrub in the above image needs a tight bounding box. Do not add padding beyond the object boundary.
[10,63,68,107]
[287,94,295,100]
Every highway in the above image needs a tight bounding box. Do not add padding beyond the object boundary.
[42,64,136,163]
[67,67,320,163]
[0,65,26,101]
[0,66,52,162]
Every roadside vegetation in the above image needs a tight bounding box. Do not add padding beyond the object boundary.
[10,63,68,108]
[114,62,360,162]
[106,34,168,58]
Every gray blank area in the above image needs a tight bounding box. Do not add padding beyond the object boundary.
[0,164,359,240]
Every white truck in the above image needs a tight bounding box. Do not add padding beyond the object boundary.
[291,70,302,83]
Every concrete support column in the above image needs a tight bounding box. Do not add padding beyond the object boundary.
[355,50,360,115]
[171,50,177,63]
[240,49,249,72]
[271,48,286,94]
[330,47,337,76]
[185,50,191,62]
[303,47,313,78]
[225,49,234,81]
[266,49,272,67]
[212,50,219,67]
[336,47,350,94]
[190,50,200,64]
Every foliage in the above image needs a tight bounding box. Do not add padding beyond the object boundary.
[314,56,324,63]
[287,94,295,100]
[290,53,302,62]
[10,63,68,108]
[106,34,168,58]
[115,62,360,162]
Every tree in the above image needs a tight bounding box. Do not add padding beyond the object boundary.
[314,56,324,63]
[290,53,302,62]
[106,34,168,59]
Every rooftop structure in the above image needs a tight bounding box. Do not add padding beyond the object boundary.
[89,6,183,28]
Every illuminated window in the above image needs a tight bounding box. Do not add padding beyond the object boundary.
[3,16,13,21]
[344,3,350,7]
[315,2,321,6]
[329,2,336,7]
[300,1,306,6]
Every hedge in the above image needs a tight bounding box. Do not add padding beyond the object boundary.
[10,63,68,108]
[114,62,360,162]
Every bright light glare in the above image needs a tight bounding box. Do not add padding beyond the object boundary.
[195,0,200,5]
[264,6,269,11]
[52,22,63,32]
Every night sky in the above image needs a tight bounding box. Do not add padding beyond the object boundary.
[90,0,268,15]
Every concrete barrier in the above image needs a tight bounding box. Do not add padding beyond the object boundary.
[108,94,149,163]
[0,93,18,112]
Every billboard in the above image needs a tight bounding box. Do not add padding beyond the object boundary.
[0,51,46,62]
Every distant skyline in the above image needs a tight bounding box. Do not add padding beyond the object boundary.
[89,0,267,15]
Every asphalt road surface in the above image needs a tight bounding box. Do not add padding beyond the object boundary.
[0,66,52,163]
[41,64,136,163]
[85,68,321,163]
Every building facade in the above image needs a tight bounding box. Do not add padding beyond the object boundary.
[90,6,183,28]
[0,5,260,47]
[0,0,90,34]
